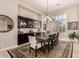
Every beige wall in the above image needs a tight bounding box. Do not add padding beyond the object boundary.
[0,0,45,49]
[0,0,43,49]
[0,0,58,49]
[46,20,58,34]
[18,1,56,33]
[50,5,79,35]
[18,0,57,34]
[78,6,79,33]
[0,0,18,49]
[18,5,48,33]
[50,5,79,20]
[18,5,41,33]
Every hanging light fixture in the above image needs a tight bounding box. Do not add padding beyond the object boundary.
[46,0,48,17]
[43,0,52,23]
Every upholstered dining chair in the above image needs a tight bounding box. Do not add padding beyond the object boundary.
[51,34,57,47]
[56,33,59,45]
[49,35,54,48]
[28,36,45,57]
[44,35,54,53]
[53,33,59,46]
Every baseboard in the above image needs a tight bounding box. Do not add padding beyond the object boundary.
[0,42,30,51]
[0,45,18,51]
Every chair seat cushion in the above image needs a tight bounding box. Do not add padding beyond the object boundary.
[45,42,51,45]
[30,43,43,49]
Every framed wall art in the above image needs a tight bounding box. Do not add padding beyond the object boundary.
[18,16,41,29]
[68,22,78,30]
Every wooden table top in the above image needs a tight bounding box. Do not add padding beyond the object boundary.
[36,35,49,43]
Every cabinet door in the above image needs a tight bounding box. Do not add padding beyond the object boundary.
[18,34,29,45]
[18,34,23,45]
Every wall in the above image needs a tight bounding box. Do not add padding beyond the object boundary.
[0,0,18,49]
[18,5,48,33]
[19,7,59,35]
[0,0,57,49]
[50,5,79,35]
[46,20,58,34]
[0,0,43,49]
[18,5,41,33]
[78,6,79,33]
[18,0,56,33]
[18,0,53,33]
[0,0,46,49]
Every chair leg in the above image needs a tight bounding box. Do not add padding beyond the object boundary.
[56,41,58,45]
[54,42,55,47]
[55,41,56,46]
[56,40,58,46]
[29,47,31,53]
[48,42,50,53]
[54,41,56,46]
[42,46,45,55]
[35,46,37,57]
[51,42,54,49]
[57,40,59,45]
[41,43,45,55]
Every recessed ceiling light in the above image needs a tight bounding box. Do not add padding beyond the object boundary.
[56,3,60,6]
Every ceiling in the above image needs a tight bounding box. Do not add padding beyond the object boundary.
[23,0,79,14]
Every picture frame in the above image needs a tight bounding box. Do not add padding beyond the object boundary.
[68,22,78,30]
[18,16,41,29]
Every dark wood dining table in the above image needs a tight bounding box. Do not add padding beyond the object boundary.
[36,35,49,43]
[36,35,51,53]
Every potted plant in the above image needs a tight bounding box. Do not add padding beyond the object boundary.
[68,32,78,58]
[68,32,78,42]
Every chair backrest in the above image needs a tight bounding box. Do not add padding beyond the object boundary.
[28,36,37,45]
[56,33,59,40]
[53,34,56,39]
[48,35,54,42]
[57,33,59,37]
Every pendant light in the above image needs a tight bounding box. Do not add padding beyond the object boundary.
[46,0,52,23]
[42,0,52,22]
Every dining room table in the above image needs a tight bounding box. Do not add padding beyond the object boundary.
[36,35,51,53]
[36,35,49,42]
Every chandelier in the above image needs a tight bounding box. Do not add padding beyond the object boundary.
[42,0,52,23]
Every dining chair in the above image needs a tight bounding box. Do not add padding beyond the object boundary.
[56,33,59,45]
[49,35,54,48]
[53,33,59,46]
[44,35,54,53]
[28,36,45,57]
[52,34,57,47]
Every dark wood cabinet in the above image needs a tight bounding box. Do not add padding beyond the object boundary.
[18,34,28,45]
[18,32,41,45]
[18,16,42,45]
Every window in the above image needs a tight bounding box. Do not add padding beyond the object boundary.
[53,14,67,33]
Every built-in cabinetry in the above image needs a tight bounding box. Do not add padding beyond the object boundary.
[18,16,42,45]
[18,32,41,45]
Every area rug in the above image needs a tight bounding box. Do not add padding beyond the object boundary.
[7,41,72,58]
